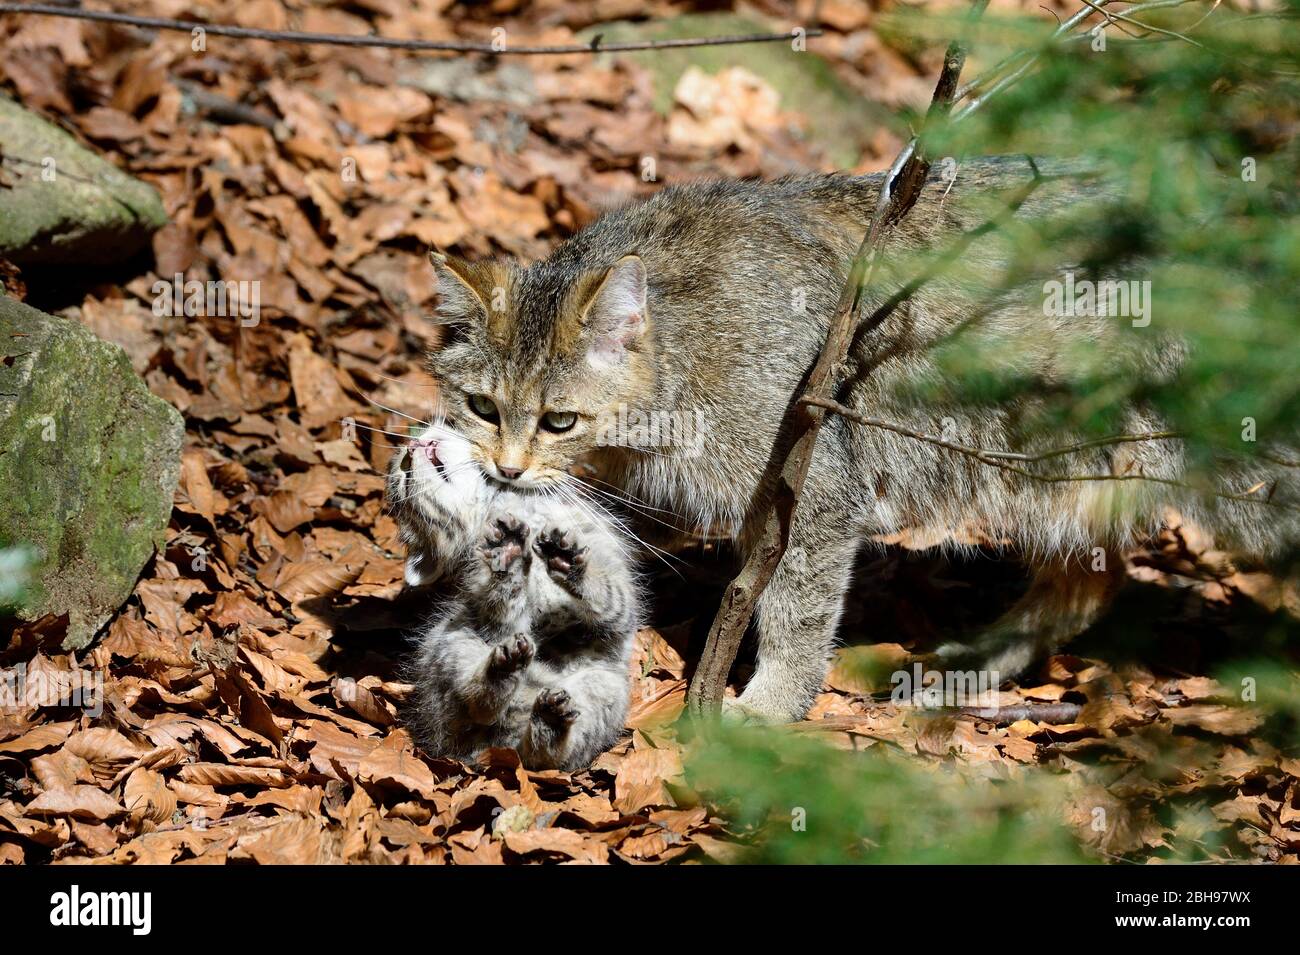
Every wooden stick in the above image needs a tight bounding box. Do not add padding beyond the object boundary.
[686,2,989,720]
[0,4,819,56]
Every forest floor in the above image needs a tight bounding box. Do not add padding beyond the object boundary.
[0,0,1296,864]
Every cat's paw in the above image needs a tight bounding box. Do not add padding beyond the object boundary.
[533,528,587,588]
[532,688,580,728]
[481,514,531,576]
[487,634,534,676]
[719,697,779,726]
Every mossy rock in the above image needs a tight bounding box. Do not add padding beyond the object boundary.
[0,96,166,266]
[0,294,183,649]
[580,13,888,168]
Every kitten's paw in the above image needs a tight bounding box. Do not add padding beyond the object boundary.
[481,514,531,575]
[532,688,580,728]
[533,528,587,588]
[487,634,534,676]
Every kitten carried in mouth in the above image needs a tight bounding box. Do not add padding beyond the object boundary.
[387,422,640,771]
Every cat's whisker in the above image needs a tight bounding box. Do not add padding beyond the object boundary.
[566,500,643,571]
[358,394,435,427]
[371,371,440,388]
[385,461,482,507]
[558,477,684,574]
[568,475,692,529]
[572,474,690,520]
[351,423,424,442]
[567,476,687,536]
[351,418,463,444]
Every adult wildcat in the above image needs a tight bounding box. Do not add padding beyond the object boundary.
[421,156,1294,723]
[388,424,640,769]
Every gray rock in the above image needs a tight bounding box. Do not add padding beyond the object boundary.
[0,96,167,266]
[0,294,183,649]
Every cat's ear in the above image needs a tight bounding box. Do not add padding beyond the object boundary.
[581,255,648,368]
[429,250,491,333]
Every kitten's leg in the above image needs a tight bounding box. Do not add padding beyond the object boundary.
[471,512,533,627]
[520,687,581,770]
[452,632,536,724]
[533,526,638,632]
[937,550,1125,680]
[520,665,629,770]
[729,513,864,725]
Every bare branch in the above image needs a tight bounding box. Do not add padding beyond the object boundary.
[958,702,1083,724]
[802,395,1294,510]
[0,3,819,56]
[686,1,989,721]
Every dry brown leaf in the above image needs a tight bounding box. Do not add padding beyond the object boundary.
[178,763,292,788]
[30,749,93,791]
[0,720,76,755]
[124,768,178,824]
[65,727,150,766]
[613,744,683,815]
[27,785,124,821]
[503,826,608,863]
[1165,704,1264,736]
[231,815,331,864]
[356,730,438,798]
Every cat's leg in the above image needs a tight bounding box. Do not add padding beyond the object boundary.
[729,505,865,724]
[470,511,533,628]
[520,665,628,770]
[937,549,1125,680]
[519,687,581,770]
[533,525,639,633]
[441,630,536,725]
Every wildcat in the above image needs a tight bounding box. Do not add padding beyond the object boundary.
[388,423,640,770]
[420,156,1296,724]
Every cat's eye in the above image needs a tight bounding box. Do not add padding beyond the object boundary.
[540,411,577,433]
[467,394,499,422]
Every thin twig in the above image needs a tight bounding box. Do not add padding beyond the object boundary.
[0,4,819,56]
[175,80,286,136]
[958,702,1083,724]
[954,0,1198,106]
[802,395,1293,509]
[1077,0,1209,49]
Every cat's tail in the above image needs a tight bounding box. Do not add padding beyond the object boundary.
[1178,447,1300,559]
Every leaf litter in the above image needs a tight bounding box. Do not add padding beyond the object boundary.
[0,0,1297,865]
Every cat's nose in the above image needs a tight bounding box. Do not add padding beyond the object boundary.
[497,465,523,480]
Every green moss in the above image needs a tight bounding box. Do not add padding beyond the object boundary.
[0,294,183,648]
[0,96,166,266]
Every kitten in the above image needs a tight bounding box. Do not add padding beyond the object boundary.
[420,156,1297,724]
[388,424,640,770]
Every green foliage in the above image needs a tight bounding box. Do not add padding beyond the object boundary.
[686,726,1091,864]
[881,3,1300,477]
[681,1,1300,867]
